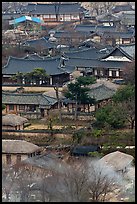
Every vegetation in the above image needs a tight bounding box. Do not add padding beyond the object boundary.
[64,76,96,120]
[2,104,6,110]
[12,68,49,85]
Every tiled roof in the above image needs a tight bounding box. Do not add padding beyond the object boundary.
[119,43,135,58]
[75,24,117,33]
[23,53,44,60]
[2,56,75,76]
[96,13,120,22]
[2,91,57,106]
[65,56,128,69]
[23,3,86,15]
[112,4,134,13]
[102,31,134,39]
[102,45,135,61]
[88,84,116,101]
[64,47,109,60]
[22,37,56,49]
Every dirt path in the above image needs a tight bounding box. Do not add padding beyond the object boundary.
[25,124,83,130]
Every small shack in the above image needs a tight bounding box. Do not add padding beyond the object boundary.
[71,145,100,156]
[2,114,28,130]
[2,139,41,166]
[100,151,134,173]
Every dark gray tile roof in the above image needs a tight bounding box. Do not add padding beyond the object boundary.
[64,47,109,60]
[65,57,129,69]
[102,45,135,60]
[88,84,116,101]
[23,3,86,15]
[22,37,56,49]
[71,145,100,155]
[96,13,120,22]
[112,4,134,13]
[2,56,75,76]
[53,30,90,39]
[119,43,135,58]
[23,54,44,60]
[102,31,134,39]
[2,91,57,106]
[75,24,117,33]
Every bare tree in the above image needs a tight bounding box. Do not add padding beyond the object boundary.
[54,83,62,123]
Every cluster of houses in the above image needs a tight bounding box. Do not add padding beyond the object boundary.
[2,2,135,177]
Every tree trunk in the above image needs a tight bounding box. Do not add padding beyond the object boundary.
[74,100,78,121]
[54,84,62,123]
[131,119,135,130]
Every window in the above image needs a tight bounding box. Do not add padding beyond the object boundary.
[116,70,119,77]
[9,105,14,111]
[109,70,112,77]
[19,105,25,111]
[6,154,11,165]
[16,155,21,163]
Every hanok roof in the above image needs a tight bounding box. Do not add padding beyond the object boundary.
[2,114,28,126]
[2,91,57,107]
[71,145,100,156]
[22,37,56,49]
[2,139,40,154]
[102,31,134,40]
[64,47,109,60]
[96,13,120,22]
[65,57,129,69]
[88,84,116,101]
[119,11,135,26]
[75,24,117,33]
[112,4,134,13]
[23,3,86,15]
[2,56,74,76]
[100,151,134,171]
[119,43,135,59]
[101,45,135,61]
[23,53,44,60]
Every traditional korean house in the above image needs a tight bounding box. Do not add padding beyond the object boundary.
[2,114,28,130]
[2,139,41,166]
[111,4,134,14]
[96,13,121,27]
[22,37,56,54]
[64,46,130,79]
[2,56,75,86]
[71,145,100,156]
[101,30,135,46]
[87,84,116,109]
[2,91,58,119]
[21,3,87,25]
[100,151,134,173]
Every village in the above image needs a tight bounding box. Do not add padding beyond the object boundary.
[2,2,135,202]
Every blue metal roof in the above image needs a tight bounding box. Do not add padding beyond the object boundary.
[9,15,43,25]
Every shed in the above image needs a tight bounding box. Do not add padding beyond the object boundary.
[71,145,100,156]
[100,151,134,173]
[2,114,28,130]
[2,139,41,166]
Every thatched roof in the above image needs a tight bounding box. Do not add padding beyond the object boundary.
[43,90,65,99]
[2,114,28,126]
[100,151,134,171]
[2,140,41,154]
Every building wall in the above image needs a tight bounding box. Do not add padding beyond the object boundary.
[2,154,28,166]
[2,124,24,130]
